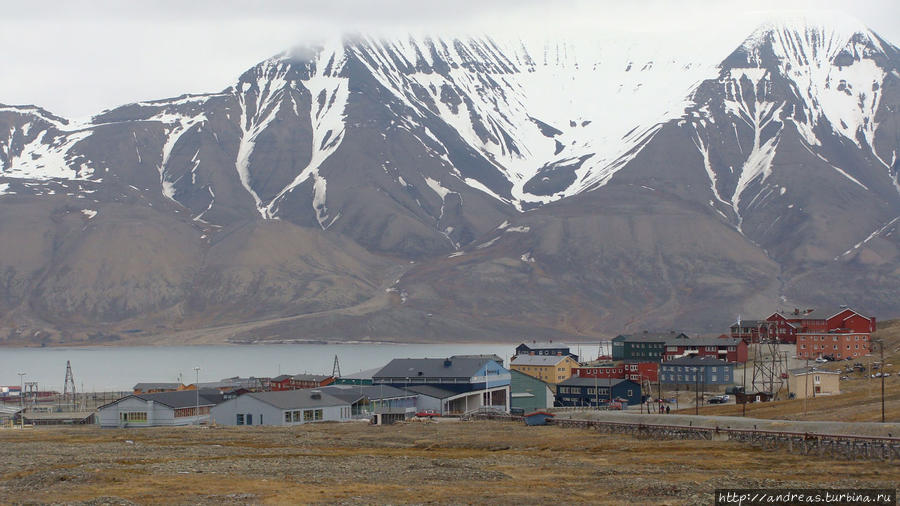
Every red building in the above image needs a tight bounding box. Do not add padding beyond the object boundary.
[574,362,659,382]
[267,374,334,391]
[796,333,871,360]
[662,337,748,364]
[730,307,875,345]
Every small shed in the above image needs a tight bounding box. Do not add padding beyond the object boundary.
[523,411,555,426]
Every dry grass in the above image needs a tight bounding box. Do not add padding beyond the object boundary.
[678,319,900,422]
[1,421,897,505]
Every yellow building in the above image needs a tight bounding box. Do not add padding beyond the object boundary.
[787,367,841,399]
[509,355,579,384]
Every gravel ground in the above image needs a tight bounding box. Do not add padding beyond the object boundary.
[0,421,897,505]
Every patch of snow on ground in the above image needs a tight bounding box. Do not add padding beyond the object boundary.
[504,226,530,233]
[80,209,97,219]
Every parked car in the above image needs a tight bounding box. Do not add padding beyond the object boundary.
[815,357,828,363]
[707,395,729,404]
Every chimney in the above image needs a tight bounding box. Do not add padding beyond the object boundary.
[310,390,321,399]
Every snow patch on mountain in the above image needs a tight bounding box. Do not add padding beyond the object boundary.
[5,130,92,181]
[265,41,350,227]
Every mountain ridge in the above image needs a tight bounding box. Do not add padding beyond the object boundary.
[0,17,898,345]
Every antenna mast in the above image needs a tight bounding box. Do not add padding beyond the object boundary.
[63,360,77,410]
[332,355,341,378]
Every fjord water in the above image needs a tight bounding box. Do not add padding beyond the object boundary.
[0,343,607,392]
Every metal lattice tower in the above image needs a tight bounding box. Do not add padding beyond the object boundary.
[63,360,77,409]
[332,355,341,378]
[750,334,788,400]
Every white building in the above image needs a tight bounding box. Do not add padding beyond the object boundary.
[98,390,224,428]
[211,389,352,426]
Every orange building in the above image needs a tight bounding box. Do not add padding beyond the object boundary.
[796,332,870,360]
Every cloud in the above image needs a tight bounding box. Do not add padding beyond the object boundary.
[0,0,897,118]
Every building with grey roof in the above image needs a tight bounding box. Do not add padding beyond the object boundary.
[98,389,225,428]
[373,357,510,415]
[660,356,734,386]
[319,384,417,417]
[211,389,352,426]
[515,341,578,361]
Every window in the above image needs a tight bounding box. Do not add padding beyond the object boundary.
[711,375,717,382]
[236,414,245,426]
[284,411,291,423]
[120,412,148,423]
[800,344,806,350]
[627,389,633,397]
[292,410,301,422]
[711,367,717,373]
[833,336,839,342]
[246,414,253,425]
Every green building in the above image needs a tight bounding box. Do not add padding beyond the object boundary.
[618,332,690,361]
[510,369,555,414]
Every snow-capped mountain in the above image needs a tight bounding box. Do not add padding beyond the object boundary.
[0,16,898,344]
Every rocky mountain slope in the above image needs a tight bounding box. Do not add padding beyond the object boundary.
[0,16,897,344]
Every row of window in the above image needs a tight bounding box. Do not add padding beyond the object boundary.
[661,366,725,373]
[662,374,730,382]
[120,412,147,423]
[558,386,610,395]
[283,408,324,423]
[800,343,866,350]
[236,413,260,425]
[799,335,868,341]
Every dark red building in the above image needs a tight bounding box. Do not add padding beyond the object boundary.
[573,362,659,382]
[662,337,748,364]
[730,307,875,345]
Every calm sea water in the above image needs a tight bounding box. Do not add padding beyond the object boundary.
[0,342,608,392]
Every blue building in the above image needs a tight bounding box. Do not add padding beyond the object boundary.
[515,341,578,361]
[554,377,641,407]
[373,356,510,415]
[659,356,734,386]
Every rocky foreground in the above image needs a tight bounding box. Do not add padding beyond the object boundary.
[0,420,897,504]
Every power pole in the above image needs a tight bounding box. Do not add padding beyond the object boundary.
[695,367,699,415]
[194,367,200,425]
[879,339,885,423]
[332,355,341,379]
[17,372,25,428]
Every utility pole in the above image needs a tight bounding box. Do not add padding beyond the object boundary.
[878,339,885,423]
[194,367,200,426]
[17,372,25,428]
[804,354,809,417]
[695,367,699,415]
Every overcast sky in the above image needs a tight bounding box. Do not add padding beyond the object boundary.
[1,0,898,119]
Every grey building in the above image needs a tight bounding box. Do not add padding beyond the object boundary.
[373,356,510,415]
[659,356,734,386]
[210,389,351,426]
[318,384,417,417]
[98,390,225,428]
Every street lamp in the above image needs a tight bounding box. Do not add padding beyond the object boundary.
[194,367,201,426]
[17,372,25,428]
